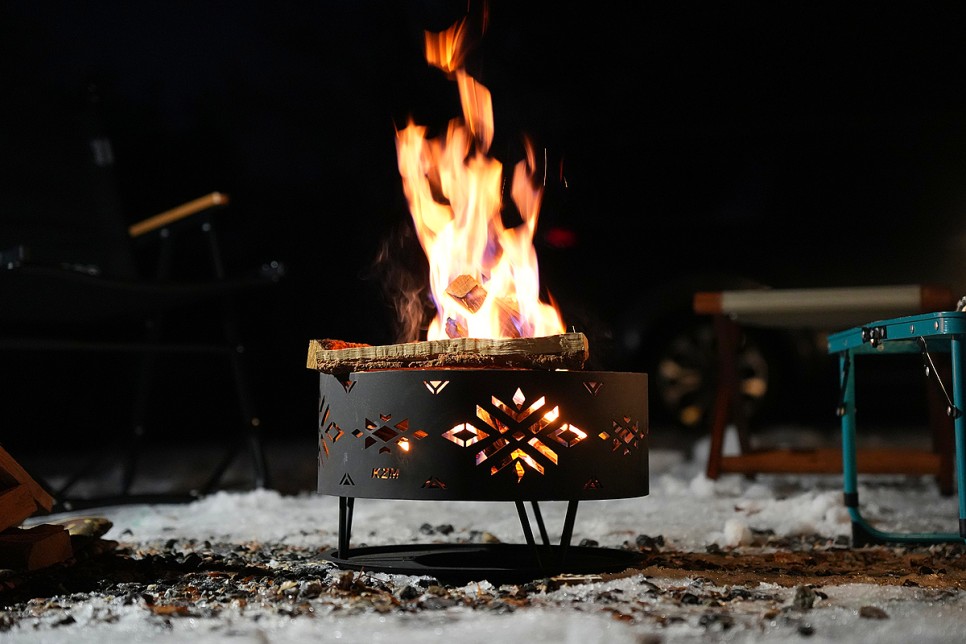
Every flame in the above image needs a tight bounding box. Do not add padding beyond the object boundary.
[395,19,565,341]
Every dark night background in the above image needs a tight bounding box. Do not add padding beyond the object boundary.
[4,1,966,462]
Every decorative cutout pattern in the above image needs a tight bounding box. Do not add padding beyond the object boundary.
[422,476,448,489]
[318,398,346,468]
[608,416,646,456]
[442,423,489,447]
[445,387,590,482]
[350,414,425,453]
[424,380,449,394]
[583,381,603,396]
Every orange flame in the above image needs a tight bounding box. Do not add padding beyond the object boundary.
[395,19,565,341]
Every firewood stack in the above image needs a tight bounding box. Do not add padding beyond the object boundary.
[0,446,72,571]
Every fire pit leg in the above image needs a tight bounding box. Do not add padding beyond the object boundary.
[514,501,545,568]
[530,501,551,545]
[338,496,355,558]
[559,500,580,555]
[514,501,538,547]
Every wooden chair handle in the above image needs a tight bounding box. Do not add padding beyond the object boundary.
[128,192,230,238]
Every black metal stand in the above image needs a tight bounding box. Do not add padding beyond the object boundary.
[323,496,645,585]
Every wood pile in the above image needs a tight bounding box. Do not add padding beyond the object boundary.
[0,446,72,571]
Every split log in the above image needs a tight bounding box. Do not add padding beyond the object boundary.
[0,485,36,533]
[306,332,589,375]
[0,523,73,571]
[0,445,54,531]
[445,274,487,313]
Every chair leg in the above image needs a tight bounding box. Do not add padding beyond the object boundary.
[928,354,956,496]
[197,219,270,493]
[706,314,741,479]
[199,345,269,493]
[122,327,160,496]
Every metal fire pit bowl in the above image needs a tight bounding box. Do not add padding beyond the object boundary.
[316,368,648,584]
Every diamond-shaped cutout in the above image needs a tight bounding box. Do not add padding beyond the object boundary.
[442,423,488,447]
[325,423,344,442]
[551,423,587,447]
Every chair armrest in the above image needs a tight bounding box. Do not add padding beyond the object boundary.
[127,192,230,238]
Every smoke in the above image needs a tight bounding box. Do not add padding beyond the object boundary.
[369,220,436,344]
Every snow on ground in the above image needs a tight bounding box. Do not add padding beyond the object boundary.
[6,432,966,643]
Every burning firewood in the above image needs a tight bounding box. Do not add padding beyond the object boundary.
[446,274,488,313]
[445,317,467,339]
[495,297,522,339]
[306,332,589,376]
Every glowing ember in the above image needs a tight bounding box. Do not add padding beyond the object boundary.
[395,18,565,341]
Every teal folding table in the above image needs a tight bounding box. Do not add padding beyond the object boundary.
[827,311,966,545]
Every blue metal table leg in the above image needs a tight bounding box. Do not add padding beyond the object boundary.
[951,336,966,539]
[843,342,965,545]
[839,350,873,543]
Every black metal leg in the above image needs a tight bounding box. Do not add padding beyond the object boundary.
[514,500,537,547]
[514,500,545,569]
[200,221,270,493]
[530,501,550,546]
[123,319,160,495]
[338,496,355,558]
[559,500,580,552]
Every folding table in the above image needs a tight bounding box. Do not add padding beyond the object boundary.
[828,311,966,545]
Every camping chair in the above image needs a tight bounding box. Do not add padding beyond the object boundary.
[0,192,284,510]
[0,87,284,510]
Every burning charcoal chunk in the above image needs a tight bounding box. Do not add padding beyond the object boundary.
[446,274,487,313]
[435,524,454,535]
[578,538,599,547]
[419,523,435,535]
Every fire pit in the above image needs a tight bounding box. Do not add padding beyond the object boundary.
[305,13,649,584]
[307,334,649,584]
